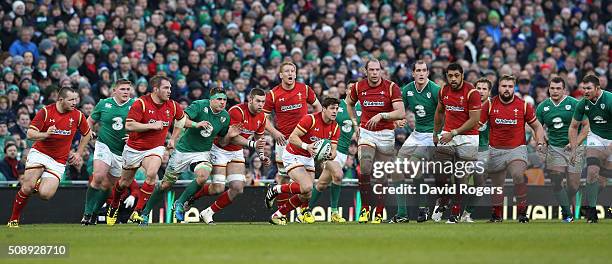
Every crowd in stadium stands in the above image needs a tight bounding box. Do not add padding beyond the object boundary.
[0,0,610,185]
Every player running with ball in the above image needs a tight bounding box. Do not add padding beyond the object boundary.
[264,97,341,225]
[480,74,545,223]
[81,79,135,225]
[8,87,91,227]
[568,75,612,223]
[536,76,588,222]
[345,59,405,224]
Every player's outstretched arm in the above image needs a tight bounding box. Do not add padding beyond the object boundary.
[311,98,322,113]
[344,94,359,138]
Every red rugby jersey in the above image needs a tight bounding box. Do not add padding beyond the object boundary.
[348,78,402,131]
[215,103,267,151]
[480,95,537,148]
[263,82,317,138]
[30,104,90,164]
[126,94,185,150]
[286,112,340,157]
[438,81,481,135]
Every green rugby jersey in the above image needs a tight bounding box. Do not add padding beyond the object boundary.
[336,100,361,155]
[401,80,440,133]
[536,96,579,147]
[90,97,135,155]
[573,90,612,140]
[175,99,230,153]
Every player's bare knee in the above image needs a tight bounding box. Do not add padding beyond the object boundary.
[38,190,55,200]
[301,183,313,194]
[211,183,225,194]
[586,166,600,183]
[316,182,329,191]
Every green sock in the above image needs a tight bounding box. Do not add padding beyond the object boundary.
[142,185,166,217]
[395,182,407,217]
[84,186,96,215]
[554,187,572,217]
[93,190,110,215]
[330,183,341,213]
[464,194,475,214]
[586,182,599,207]
[176,180,201,205]
[414,177,427,208]
[308,185,321,209]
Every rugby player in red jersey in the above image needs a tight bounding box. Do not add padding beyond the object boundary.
[196,88,271,224]
[263,62,322,209]
[432,63,481,223]
[480,74,545,223]
[264,97,341,225]
[345,59,405,224]
[106,75,195,225]
[8,87,91,227]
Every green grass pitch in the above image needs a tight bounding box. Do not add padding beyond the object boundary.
[2,221,612,264]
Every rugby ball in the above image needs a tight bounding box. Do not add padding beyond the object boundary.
[312,139,332,161]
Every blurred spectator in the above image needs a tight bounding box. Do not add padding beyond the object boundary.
[0,141,24,180]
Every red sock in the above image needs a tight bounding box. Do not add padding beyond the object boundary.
[357,171,370,209]
[451,192,462,215]
[279,195,303,215]
[374,192,385,215]
[280,182,302,194]
[210,191,232,213]
[276,193,290,208]
[110,181,124,208]
[493,205,503,218]
[514,182,528,215]
[135,182,155,211]
[10,190,29,221]
[193,184,211,200]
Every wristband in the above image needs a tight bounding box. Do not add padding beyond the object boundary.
[381,113,390,120]
[301,142,309,150]
[451,129,458,136]
[191,121,197,128]
[248,139,256,149]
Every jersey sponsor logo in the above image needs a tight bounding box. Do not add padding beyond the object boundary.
[593,116,606,124]
[445,105,464,112]
[112,117,124,130]
[495,118,518,125]
[406,91,414,96]
[148,119,170,126]
[363,100,385,107]
[200,126,213,137]
[565,105,571,110]
[415,105,426,117]
[280,103,303,112]
[240,128,255,135]
[51,129,71,136]
[552,117,564,129]
[341,120,353,133]
[309,136,321,142]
